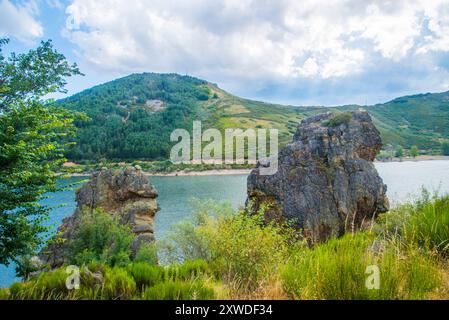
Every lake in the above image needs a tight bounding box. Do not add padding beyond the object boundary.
[1,160,449,287]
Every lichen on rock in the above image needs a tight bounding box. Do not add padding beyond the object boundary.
[247,110,389,242]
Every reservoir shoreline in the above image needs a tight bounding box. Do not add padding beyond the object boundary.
[64,155,449,177]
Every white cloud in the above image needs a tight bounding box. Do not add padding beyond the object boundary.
[0,0,43,43]
[59,0,449,104]
[63,1,449,78]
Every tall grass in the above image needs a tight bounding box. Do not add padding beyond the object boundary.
[377,194,449,256]
[0,288,10,300]
[7,259,216,300]
[127,263,163,289]
[281,233,443,299]
[142,281,215,300]
[8,268,72,300]
[102,267,136,300]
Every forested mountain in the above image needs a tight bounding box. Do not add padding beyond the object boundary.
[59,72,449,160]
[61,73,212,159]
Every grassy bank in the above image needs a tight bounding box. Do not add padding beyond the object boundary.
[59,160,255,176]
[1,194,449,300]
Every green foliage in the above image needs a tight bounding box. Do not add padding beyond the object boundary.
[0,38,84,266]
[142,281,215,300]
[55,69,449,161]
[158,200,235,263]
[281,233,442,300]
[160,200,295,291]
[164,259,210,282]
[6,196,449,300]
[14,256,41,280]
[202,210,292,290]
[442,141,449,155]
[324,112,352,127]
[9,268,70,300]
[0,288,9,300]
[127,263,164,289]
[134,243,158,265]
[395,145,404,158]
[66,209,135,267]
[7,259,215,300]
[376,194,449,257]
[0,39,82,109]
[61,73,210,160]
[102,267,136,300]
[410,145,419,157]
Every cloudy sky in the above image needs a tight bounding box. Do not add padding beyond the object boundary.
[2,0,449,106]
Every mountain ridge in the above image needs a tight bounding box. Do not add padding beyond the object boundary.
[58,72,449,160]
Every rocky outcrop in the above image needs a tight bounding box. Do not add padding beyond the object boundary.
[247,110,389,242]
[41,167,159,267]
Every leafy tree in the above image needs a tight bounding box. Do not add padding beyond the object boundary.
[410,145,419,158]
[442,141,449,156]
[395,145,404,158]
[0,38,83,266]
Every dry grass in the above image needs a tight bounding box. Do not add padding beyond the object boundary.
[225,278,289,300]
[225,104,250,114]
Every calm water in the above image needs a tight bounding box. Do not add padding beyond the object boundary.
[1,160,449,287]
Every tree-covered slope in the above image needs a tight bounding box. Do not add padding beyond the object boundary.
[59,72,449,160]
[61,73,213,159]
[341,92,449,150]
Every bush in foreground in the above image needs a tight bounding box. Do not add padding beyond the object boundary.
[377,193,449,257]
[67,209,135,267]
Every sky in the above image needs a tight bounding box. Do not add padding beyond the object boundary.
[2,0,449,106]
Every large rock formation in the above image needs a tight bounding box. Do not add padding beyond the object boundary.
[247,110,389,242]
[41,167,159,267]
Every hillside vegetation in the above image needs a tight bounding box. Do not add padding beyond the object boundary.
[59,73,449,161]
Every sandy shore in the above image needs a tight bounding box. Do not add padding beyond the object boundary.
[63,156,449,177]
[144,168,252,176]
[66,168,252,177]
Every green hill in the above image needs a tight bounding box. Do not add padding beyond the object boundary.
[59,73,449,160]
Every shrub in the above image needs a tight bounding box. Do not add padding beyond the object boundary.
[158,200,234,264]
[281,233,442,300]
[102,267,136,300]
[160,200,295,291]
[410,145,419,158]
[9,269,70,300]
[142,281,215,300]
[395,146,404,158]
[442,141,449,156]
[67,209,135,267]
[134,243,158,265]
[324,112,352,127]
[127,263,164,289]
[200,209,293,291]
[377,194,449,256]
